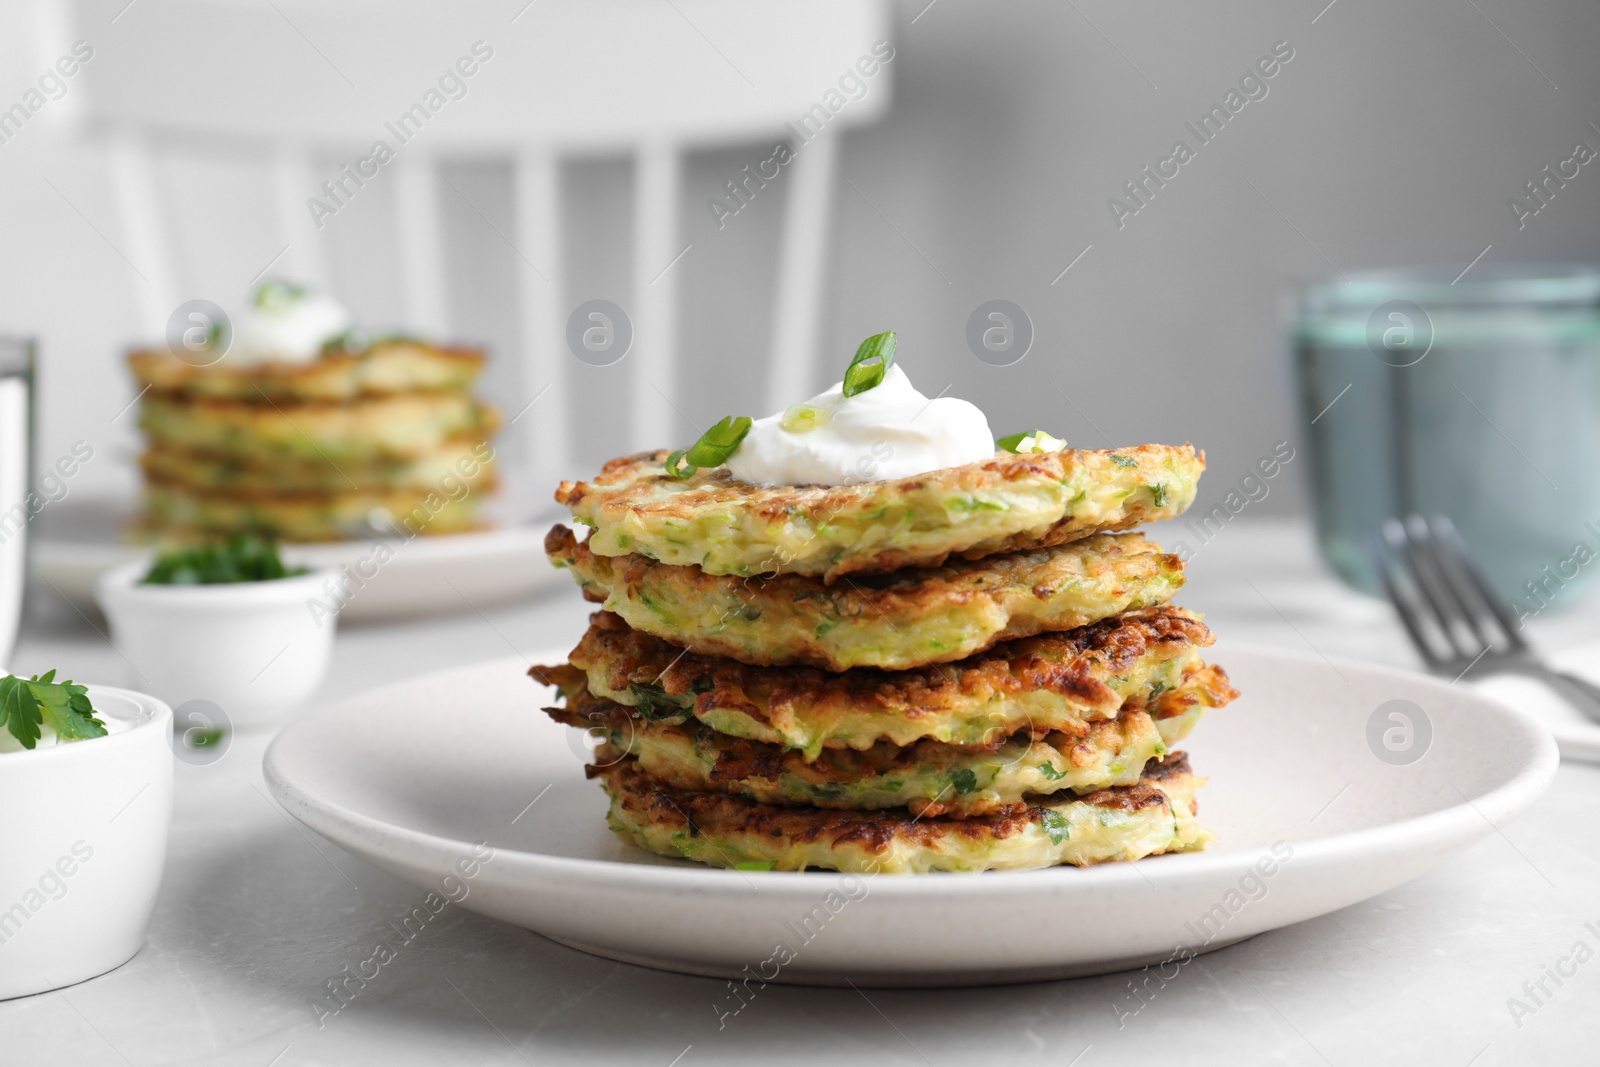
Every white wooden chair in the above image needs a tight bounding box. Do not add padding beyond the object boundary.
[56,0,891,512]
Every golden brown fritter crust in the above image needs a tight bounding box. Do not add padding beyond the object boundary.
[138,482,492,542]
[546,525,1185,670]
[591,753,1209,873]
[139,392,499,464]
[544,679,1181,818]
[534,607,1236,757]
[127,339,486,402]
[139,438,497,496]
[555,443,1205,581]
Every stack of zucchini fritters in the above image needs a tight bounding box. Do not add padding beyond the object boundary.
[128,338,500,542]
[535,443,1234,874]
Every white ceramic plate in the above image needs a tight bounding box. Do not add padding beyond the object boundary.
[1470,651,1600,765]
[31,499,565,623]
[263,645,1557,987]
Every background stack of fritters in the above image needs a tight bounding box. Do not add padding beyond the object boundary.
[127,339,500,542]
[536,443,1235,874]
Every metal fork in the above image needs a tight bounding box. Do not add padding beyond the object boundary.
[1369,514,1600,724]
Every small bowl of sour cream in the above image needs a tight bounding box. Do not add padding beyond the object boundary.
[0,681,172,1000]
[95,537,340,731]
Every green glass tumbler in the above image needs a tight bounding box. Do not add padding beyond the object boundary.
[1295,265,1600,614]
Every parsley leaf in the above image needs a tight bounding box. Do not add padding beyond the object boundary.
[951,768,979,795]
[0,675,42,749]
[143,534,308,585]
[1109,453,1136,468]
[1037,762,1066,781]
[1,670,106,750]
[1147,483,1169,508]
[627,682,694,721]
[1040,809,1071,845]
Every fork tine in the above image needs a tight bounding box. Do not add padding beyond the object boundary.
[1368,528,1447,670]
[1430,515,1530,652]
[1385,517,1477,661]
[1403,515,1502,655]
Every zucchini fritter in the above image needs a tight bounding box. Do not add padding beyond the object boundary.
[127,339,485,402]
[547,525,1185,671]
[593,753,1210,873]
[556,443,1204,581]
[141,482,491,542]
[140,438,496,495]
[547,679,1191,818]
[139,393,499,464]
[537,607,1236,758]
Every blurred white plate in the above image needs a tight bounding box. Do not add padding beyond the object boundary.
[262,645,1557,987]
[32,499,564,623]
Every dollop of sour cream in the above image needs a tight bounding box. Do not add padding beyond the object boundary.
[726,364,994,486]
[0,723,62,752]
[230,283,353,364]
[0,714,125,754]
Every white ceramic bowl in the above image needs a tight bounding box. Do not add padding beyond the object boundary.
[95,561,340,731]
[0,684,173,1000]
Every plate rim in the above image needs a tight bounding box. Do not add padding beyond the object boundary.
[32,517,568,622]
[262,643,1561,896]
[31,516,558,561]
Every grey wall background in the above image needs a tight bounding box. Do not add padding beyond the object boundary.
[2,0,1598,522]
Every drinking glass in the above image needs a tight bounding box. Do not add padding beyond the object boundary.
[0,338,34,670]
[1295,265,1600,610]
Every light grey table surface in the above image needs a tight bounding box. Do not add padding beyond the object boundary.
[4,516,1599,1067]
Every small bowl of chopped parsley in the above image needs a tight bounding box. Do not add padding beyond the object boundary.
[139,534,310,586]
[94,535,340,729]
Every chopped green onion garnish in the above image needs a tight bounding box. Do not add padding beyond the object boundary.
[998,430,1066,454]
[253,279,309,312]
[318,330,361,355]
[734,861,777,871]
[842,331,896,398]
[686,416,752,466]
[663,416,752,479]
[781,403,828,433]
